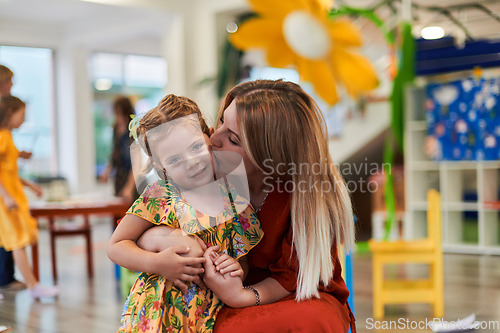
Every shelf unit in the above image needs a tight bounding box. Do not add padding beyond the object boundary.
[404,86,500,255]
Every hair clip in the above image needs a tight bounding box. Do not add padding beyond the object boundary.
[128,114,144,140]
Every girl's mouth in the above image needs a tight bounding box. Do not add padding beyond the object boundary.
[191,166,207,178]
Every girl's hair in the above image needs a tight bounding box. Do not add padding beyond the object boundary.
[137,94,210,173]
[0,96,25,127]
[113,95,135,121]
[0,65,13,83]
[218,79,355,301]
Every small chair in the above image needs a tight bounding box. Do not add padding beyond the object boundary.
[369,189,443,318]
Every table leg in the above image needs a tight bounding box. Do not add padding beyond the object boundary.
[31,243,39,281]
[85,217,94,278]
[49,218,58,283]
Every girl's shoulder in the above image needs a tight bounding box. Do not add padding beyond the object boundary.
[0,129,13,154]
[126,180,179,227]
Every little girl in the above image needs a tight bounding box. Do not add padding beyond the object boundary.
[0,96,59,298]
[108,94,263,332]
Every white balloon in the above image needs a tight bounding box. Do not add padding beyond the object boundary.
[282,10,331,60]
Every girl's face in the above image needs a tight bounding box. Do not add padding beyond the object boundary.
[210,100,261,178]
[9,106,25,129]
[154,124,213,191]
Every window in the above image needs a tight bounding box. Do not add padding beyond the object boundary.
[92,52,167,176]
[0,45,56,178]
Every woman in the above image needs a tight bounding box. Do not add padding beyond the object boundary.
[201,79,356,332]
[110,80,356,332]
[100,96,139,203]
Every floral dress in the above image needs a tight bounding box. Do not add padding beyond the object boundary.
[118,180,263,333]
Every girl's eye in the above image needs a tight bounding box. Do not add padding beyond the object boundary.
[168,157,180,165]
[192,143,203,151]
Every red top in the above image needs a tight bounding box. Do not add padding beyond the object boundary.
[214,188,355,333]
[245,189,350,304]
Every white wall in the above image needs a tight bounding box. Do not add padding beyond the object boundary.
[0,0,247,194]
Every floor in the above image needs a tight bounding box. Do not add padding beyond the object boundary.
[0,221,499,332]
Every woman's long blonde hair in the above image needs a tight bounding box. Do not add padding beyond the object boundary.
[218,80,354,301]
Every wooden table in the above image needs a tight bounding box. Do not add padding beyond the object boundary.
[30,199,130,282]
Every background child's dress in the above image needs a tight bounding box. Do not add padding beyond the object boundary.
[119,180,263,333]
[0,129,37,251]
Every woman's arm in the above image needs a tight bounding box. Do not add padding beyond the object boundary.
[108,214,206,293]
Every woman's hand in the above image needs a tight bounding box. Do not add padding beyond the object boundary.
[203,246,254,308]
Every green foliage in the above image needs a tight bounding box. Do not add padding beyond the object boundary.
[329,6,395,45]
[384,22,415,240]
[245,228,262,246]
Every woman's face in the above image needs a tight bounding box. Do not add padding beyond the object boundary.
[210,100,261,178]
[114,107,127,127]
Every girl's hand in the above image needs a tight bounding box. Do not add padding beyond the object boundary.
[210,251,244,279]
[203,246,249,307]
[154,246,206,294]
[19,151,33,159]
[29,182,43,198]
[3,195,17,210]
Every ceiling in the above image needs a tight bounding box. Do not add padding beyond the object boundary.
[340,0,500,40]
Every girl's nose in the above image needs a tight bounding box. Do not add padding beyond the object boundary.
[186,156,200,169]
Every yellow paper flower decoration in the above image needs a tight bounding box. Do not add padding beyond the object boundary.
[230,0,379,105]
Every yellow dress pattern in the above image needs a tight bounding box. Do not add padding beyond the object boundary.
[119,180,263,333]
[0,129,38,251]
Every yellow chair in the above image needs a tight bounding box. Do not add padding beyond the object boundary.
[369,189,443,319]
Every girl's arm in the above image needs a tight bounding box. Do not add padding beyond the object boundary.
[107,214,206,293]
[20,178,43,198]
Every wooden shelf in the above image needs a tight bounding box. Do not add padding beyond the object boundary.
[441,161,479,170]
[409,120,427,131]
[404,86,500,255]
[444,202,479,211]
[410,161,440,170]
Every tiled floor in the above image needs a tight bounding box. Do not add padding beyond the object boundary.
[1,220,500,332]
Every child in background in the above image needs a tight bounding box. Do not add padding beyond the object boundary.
[0,96,58,298]
[0,65,41,290]
[108,94,262,332]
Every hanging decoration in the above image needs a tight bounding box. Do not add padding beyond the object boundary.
[229,0,379,106]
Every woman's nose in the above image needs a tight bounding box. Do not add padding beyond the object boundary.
[210,129,223,149]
